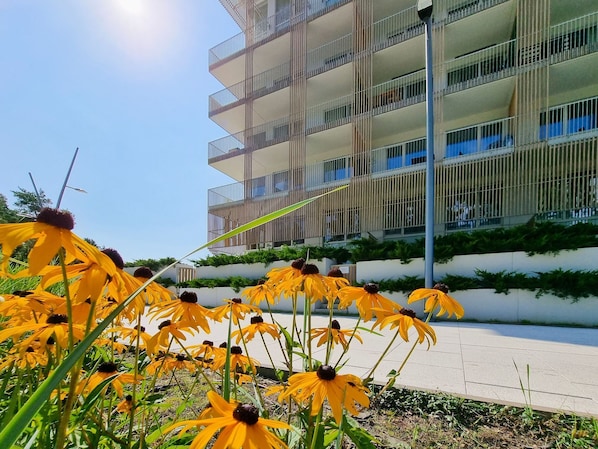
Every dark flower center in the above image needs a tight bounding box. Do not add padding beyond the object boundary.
[133,267,153,279]
[231,346,243,355]
[250,315,264,324]
[327,268,344,277]
[331,320,341,330]
[233,403,259,425]
[125,394,133,401]
[97,362,118,373]
[12,290,32,297]
[291,258,305,270]
[46,336,55,345]
[46,314,68,324]
[301,263,319,275]
[176,354,188,362]
[219,342,227,348]
[433,283,450,294]
[136,325,146,332]
[158,320,172,330]
[317,365,337,381]
[102,248,124,270]
[26,346,35,353]
[399,308,417,318]
[180,291,198,303]
[231,298,242,304]
[203,340,214,346]
[36,208,74,230]
[364,283,379,294]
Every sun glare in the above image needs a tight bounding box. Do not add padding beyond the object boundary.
[117,0,145,16]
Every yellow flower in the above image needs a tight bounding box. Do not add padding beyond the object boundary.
[166,390,289,449]
[211,345,259,373]
[0,208,111,276]
[231,316,280,343]
[0,313,86,349]
[211,298,261,325]
[78,362,140,397]
[188,340,217,367]
[310,319,362,351]
[116,395,134,414]
[322,267,351,299]
[146,320,194,355]
[265,258,305,286]
[0,344,49,371]
[242,280,279,306]
[373,307,437,346]
[408,283,464,319]
[107,325,151,350]
[149,291,211,333]
[278,263,329,303]
[337,283,399,322]
[146,353,197,376]
[279,365,370,425]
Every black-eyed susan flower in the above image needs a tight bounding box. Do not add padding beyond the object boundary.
[310,319,362,351]
[337,283,399,322]
[408,283,464,319]
[279,365,369,425]
[373,307,437,346]
[210,298,261,325]
[188,340,217,367]
[149,291,211,333]
[165,390,290,449]
[231,315,280,343]
[146,320,195,355]
[322,267,351,300]
[0,208,112,276]
[78,362,139,397]
[147,353,197,376]
[0,313,86,349]
[0,344,49,371]
[107,325,151,350]
[116,394,134,414]
[266,258,305,288]
[242,280,278,306]
[211,345,259,373]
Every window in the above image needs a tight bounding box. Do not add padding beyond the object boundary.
[273,171,289,192]
[324,105,351,123]
[567,98,598,134]
[252,177,266,197]
[324,208,360,242]
[324,157,351,182]
[539,109,563,139]
[447,127,477,157]
[384,199,425,235]
[273,124,289,140]
[445,187,502,230]
[386,145,402,170]
[405,139,427,166]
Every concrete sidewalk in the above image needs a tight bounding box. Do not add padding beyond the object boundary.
[142,313,598,417]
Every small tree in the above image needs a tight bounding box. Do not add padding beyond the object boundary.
[12,187,52,219]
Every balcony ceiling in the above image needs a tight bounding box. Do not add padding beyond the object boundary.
[254,33,291,73]
[252,142,290,178]
[253,86,291,125]
[373,0,417,22]
[443,77,516,126]
[373,36,426,83]
[549,53,598,105]
[445,0,516,60]
[551,0,597,24]
[211,53,246,88]
[372,102,426,144]
[305,123,352,164]
[210,152,245,182]
[307,64,353,106]
[307,3,353,49]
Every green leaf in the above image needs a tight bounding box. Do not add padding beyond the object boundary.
[75,373,119,423]
[343,415,379,449]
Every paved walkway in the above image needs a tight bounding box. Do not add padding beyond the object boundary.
[142,313,598,417]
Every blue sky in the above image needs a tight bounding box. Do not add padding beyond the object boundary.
[0,1,239,263]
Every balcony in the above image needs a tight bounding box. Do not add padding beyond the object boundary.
[371,70,426,112]
[446,40,516,93]
[445,0,511,23]
[539,96,598,142]
[305,156,353,190]
[444,117,515,160]
[372,6,423,51]
[208,182,244,208]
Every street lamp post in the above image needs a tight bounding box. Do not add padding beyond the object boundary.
[417,0,435,288]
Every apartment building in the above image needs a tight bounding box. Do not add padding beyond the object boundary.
[207,0,598,254]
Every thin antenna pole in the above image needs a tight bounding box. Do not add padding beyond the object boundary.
[28,172,43,213]
[56,148,79,210]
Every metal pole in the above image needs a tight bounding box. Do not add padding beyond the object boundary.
[422,14,435,288]
[56,147,79,210]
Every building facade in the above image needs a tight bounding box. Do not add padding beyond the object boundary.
[207,0,598,254]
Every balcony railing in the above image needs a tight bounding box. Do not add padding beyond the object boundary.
[371,70,426,112]
[208,135,245,161]
[209,32,246,66]
[446,40,516,92]
[372,6,423,51]
[208,182,244,207]
[519,11,598,65]
[445,0,509,23]
[307,33,353,76]
[539,96,598,141]
[445,117,515,159]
